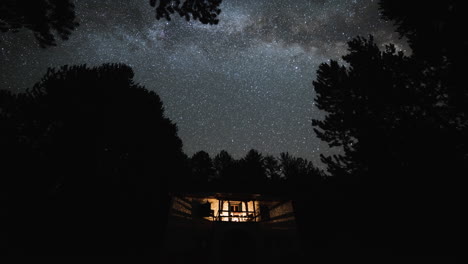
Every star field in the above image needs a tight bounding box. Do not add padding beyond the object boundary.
[0,0,404,165]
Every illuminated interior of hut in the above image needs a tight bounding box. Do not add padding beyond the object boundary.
[202,199,260,222]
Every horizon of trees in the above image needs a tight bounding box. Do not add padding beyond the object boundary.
[186,149,325,189]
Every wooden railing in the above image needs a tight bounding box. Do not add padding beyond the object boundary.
[215,210,258,222]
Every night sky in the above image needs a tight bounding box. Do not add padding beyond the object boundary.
[0,0,405,164]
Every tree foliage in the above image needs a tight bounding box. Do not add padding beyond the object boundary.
[0,0,223,48]
[379,0,468,134]
[213,149,236,180]
[1,63,186,255]
[311,1,467,254]
[263,155,280,182]
[313,35,466,197]
[0,0,78,47]
[239,149,267,185]
[185,149,324,194]
[150,0,222,25]
[379,0,465,63]
[190,150,215,183]
[313,36,424,178]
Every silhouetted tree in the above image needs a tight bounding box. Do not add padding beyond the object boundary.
[279,152,322,188]
[213,149,236,181]
[239,149,266,187]
[150,0,222,25]
[2,63,186,255]
[379,0,468,161]
[312,35,463,255]
[379,0,465,63]
[279,152,306,182]
[189,150,215,183]
[313,36,415,180]
[263,155,281,182]
[0,0,78,47]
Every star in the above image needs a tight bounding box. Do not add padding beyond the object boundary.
[0,0,404,167]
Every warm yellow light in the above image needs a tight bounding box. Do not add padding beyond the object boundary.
[200,199,259,222]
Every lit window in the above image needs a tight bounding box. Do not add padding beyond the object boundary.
[230,204,240,212]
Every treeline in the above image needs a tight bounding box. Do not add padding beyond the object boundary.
[182,149,325,193]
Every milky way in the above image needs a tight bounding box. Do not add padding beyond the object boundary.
[0,0,404,165]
